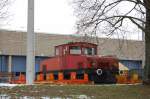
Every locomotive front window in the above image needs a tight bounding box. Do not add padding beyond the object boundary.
[84,47,96,55]
[70,46,81,54]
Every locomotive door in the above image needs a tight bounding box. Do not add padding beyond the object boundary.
[62,46,67,67]
[42,65,47,80]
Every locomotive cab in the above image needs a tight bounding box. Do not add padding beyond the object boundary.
[55,42,97,56]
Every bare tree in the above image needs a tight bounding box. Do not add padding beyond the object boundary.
[0,0,10,21]
[73,0,150,83]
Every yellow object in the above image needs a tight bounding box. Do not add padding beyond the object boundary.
[130,73,140,83]
[116,75,128,84]
[132,74,138,81]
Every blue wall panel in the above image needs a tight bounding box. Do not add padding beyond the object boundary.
[0,55,8,72]
[12,56,48,72]
[12,56,26,72]
[120,60,143,77]
[119,60,142,70]
[35,57,48,72]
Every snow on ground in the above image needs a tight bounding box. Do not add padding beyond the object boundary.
[0,83,141,87]
[0,95,91,99]
[0,83,18,88]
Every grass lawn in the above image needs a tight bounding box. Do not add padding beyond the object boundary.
[0,84,150,99]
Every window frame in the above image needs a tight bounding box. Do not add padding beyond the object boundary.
[69,46,82,55]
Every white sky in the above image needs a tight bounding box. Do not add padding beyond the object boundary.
[1,0,77,34]
[0,0,142,40]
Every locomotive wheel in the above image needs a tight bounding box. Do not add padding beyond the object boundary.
[96,69,103,76]
[89,69,117,84]
[105,70,117,84]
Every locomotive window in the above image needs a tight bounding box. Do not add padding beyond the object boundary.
[55,48,59,55]
[70,46,81,54]
[84,47,96,55]
[63,47,68,55]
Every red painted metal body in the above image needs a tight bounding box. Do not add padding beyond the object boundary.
[40,42,119,83]
[40,55,118,72]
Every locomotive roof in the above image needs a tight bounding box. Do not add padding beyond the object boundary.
[55,42,97,47]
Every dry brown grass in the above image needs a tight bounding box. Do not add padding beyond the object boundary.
[0,84,150,99]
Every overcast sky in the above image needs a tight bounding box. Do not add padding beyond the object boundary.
[1,0,77,34]
[0,0,142,40]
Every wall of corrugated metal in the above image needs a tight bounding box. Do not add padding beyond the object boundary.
[119,60,142,70]
[119,60,143,77]
[35,56,48,72]
[12,56,26,72]
[0,55,8,72]
[11,56,48,72]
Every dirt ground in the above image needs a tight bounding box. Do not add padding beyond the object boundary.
[0,84,150,99]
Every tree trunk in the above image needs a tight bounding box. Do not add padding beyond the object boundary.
[144,1,150,84]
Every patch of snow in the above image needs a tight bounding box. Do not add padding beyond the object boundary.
[0,83,18,87]
[0,94,11,99]
[78,95,90,99]
[51,97,62,99]
[40,96,50,99]
[69,95,91,99]
[21,96,35,99]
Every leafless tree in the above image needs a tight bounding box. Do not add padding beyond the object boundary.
[73,0,150,83]
[0,0,10,21]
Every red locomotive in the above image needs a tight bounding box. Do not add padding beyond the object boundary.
[40,42,119,83]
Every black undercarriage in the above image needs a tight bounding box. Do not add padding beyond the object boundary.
[40,68,119,84]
